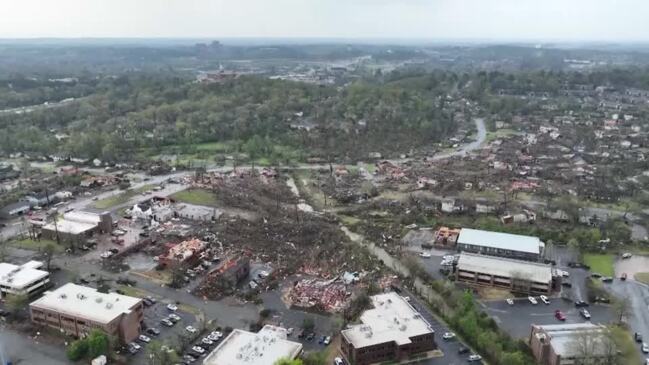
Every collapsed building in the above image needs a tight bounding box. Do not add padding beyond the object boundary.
[157,238,207,268]
[194,255,251,299]
[285,278,350,313]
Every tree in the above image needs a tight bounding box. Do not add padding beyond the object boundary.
[66,338,89,361]
[146,340,180,365]
[47,210,61,245]
[42,242,57,271]
[612,297,631,324]
[86,330,110,359]
[301,317,315,332]
[302,351,327,365]
[274,358,303,365]
[5,293,28,316]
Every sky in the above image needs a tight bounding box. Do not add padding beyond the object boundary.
[1,0,648,42]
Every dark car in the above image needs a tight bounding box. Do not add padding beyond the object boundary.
[635,332,643,343]
[143,298,154,307]
[561,281,572,288]
[601,276,613,283]
[591,272,602,278]
[319,335,326,344]
[109,248,119,254]
[297,330,305,339]
[139,232,150,238]
[575,300,590,307]
[306,333,315,341]
[458,346,470,354]
[146,327,161,336]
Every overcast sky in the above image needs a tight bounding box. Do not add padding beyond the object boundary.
[1,0,647,42]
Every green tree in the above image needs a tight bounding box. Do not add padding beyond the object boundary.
[147,340,180,365]
[5,293,28,316]
[274,358,303,365]
[500,351,527,365]
[86,329,110,359]
[302,351,327,365]
[66,338,89,361]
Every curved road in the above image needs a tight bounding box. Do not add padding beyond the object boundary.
[431,118,486,160]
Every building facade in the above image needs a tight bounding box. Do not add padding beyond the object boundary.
[455,253,554,295]
[0,260,50,298]
[30,283,144,344]
[340,292,436,365]
[529,323,613,365]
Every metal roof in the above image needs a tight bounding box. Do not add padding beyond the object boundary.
[457,253,552,283]
[457,228,542,254]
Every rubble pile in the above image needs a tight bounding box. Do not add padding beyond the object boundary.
[285,278,350,313]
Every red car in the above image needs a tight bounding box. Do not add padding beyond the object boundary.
[555,310,566,321]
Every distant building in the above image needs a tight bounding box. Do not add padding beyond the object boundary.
[0,260,50,298]
[158,238,207,268]
[457,228,544,261]
[202,325,302,365]
[41,211,113,244]
[455,253,554,294]
[529,323,614,365]
[341,292,436,365]
[30,283,144,344]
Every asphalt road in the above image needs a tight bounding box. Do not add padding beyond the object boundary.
[401,287,480,365]
[0,325,69,365]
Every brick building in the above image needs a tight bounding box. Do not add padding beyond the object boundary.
[340,292,436,365]
[529,323,614,365]
[30,283,144,344]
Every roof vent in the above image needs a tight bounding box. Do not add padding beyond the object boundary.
[106,302,113,309]
[77,293,86,300]
[95,297,103,303]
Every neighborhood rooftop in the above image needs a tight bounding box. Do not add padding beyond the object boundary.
[202,325,303,365]
[457,252,553,283]
[0,261,48,289]
[457,228,543,254]
[341,292,434,348]
[533,323,608,358]
[30,283,142,324]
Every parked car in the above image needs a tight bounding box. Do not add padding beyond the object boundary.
[601,276,613,283]
[554,310,566,321]
[622,253,632,259]
[334,357,345,365]
[642,342,649,354]
[306,333,315,341]
[319,335,326,344]
[540,295,550,305]
[591,272,602,278]
[201,338,214,346]
[594,296,610,304]
[186,326,197,334]
[138,334,151,343]
[636,332,643,343]
[182,354,197,363]
[191,346,205,354]
[419,252,432,258]
[160,318,174,327]
[323,336,331,345]
[146,328,161,336]
[130,342,141,351]
[468,354,482,362]
[621,273,627,281]
[143,298,154,307]
[506,298,514,305]
[442,332,456,340]
[575,300,590,307]
[561,281,572,288]
[528,296,538,305]
[286,328,294,336]
[580,309,591,320]
[458,346,469,354]
[167,303,178,311]
[169,313,181,322]
[209,331,223,340]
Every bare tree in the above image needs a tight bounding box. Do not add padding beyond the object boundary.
[612,297,631,324]
[569,327,618,365]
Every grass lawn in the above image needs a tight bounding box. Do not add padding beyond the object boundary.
[171,188,218,207]
[117,285,154,299]
[583,253,615,276]
[612,326,642,364]
[93,184,155,209]
[634,272,649,285]
[10,238,62,252]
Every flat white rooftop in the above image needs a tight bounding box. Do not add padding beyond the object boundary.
[0,261,49,290]
[30,283,141,324]
[458,228,543,255]
[203,325,302,365]
[341,292,433,349]
[534,323,608,358]
[42,210,102,235]
[457,252,553,283]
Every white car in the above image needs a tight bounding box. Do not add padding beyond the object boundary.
[166,303,178,311]
[442,332,456,340]
[468,354,482,362]
[528,296,538,305]
[209,331,223,339]
[186,325,197,334]
[130,342,141,351]
[169,313,181,322]
[138,334,150,343]
[201,337,213,346]
[506,298,514,306]
[323,336,331,345]
[100,251,113,259]
[539,295,550,305]
[191,346,205,354]
[561,270,570,277]
[643,342,649,354]
[419,252,432,258]
[622,253,632,259]
[334,357,345,365]
[286,328,294,336]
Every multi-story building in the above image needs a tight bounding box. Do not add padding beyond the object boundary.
[457,228,544,261]
[530,323,614,365]
[158,238,207,268]
[29,283,144,344]
[340,292,436,365]
[455,252,555,294]
[0,260,50,298]
[202,325,302,365]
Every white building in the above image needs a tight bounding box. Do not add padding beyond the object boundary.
[457,228,544,261]
[202,325,302,365]
[0,260,50,298]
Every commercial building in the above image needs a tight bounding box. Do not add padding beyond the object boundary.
[0,260,50,298]
[41,211,113,244]
[457,228,544,261]
[0,201,31,219]
[341,292,436,365]
[158,238,207,268]
[529,323,614,365]
[30,283,144,344]
[455,253,554,294]
[202,325,302,365]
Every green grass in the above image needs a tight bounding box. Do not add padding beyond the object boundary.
[612,326,642,364]
[486,128,518,142]
[93,184,155,209]
[194,141,233,152]
[634,272,649,285]
[10,238,62,252]
[583,253,615,276]
[171,188,218,207]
